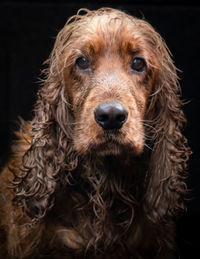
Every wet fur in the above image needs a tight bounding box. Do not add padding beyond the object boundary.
[0,8,191,259]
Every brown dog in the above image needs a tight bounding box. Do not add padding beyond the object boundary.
[0,8,190,259]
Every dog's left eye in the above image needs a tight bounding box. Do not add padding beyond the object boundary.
[130,57,146,73]
[76,56,91,71]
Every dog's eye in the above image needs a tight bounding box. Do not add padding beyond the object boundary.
[130,57,146,73]
[76,56,90,71]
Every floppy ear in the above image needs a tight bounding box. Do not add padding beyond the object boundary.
[12,22,78,222]
[144,36,191,222]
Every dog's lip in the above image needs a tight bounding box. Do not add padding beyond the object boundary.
[102,131,121,141]
[84,132,144,156]
[88,139,120,149]
[103,129,121,135]
[86,137,135,154]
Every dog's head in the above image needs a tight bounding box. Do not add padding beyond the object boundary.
[47,8,174,157]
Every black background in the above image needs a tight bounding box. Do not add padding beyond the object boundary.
[0,1,200,258]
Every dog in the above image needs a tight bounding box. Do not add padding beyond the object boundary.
[0,8,190,259]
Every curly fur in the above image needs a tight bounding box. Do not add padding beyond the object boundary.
[0,8,191,259]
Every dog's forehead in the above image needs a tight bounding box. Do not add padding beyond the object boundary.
[76,13,136,38]
[68,19,135,55]
[66,12,155,55]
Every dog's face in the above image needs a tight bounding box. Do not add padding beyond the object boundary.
[63,12,159,156]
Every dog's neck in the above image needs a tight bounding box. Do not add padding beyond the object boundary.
[64,152,149,199]
[51,152,149,253]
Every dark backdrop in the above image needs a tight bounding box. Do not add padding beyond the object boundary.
[0,1,200,258]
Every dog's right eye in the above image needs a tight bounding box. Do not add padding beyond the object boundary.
[130,57,146,74]
[75,56,91,71]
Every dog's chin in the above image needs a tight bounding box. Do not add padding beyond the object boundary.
[84,138,144,157]
[90,142,123,156]
[75,131,144,157]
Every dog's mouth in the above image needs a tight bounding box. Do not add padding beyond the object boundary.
[86,131,142,156]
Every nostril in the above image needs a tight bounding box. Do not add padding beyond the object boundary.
[98,114,109,123]
[94,102,128,130]
[116,113,127,123]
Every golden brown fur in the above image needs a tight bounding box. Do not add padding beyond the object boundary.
[0,8,191,258]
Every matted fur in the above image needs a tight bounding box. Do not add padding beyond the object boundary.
[0,8,191,259]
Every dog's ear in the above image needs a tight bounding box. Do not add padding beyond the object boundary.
[11,21,79,222]
[143,31,191,222]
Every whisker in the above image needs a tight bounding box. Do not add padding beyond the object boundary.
[144,143,153,151]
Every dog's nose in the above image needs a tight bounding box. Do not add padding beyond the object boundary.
[94,102,128,130]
